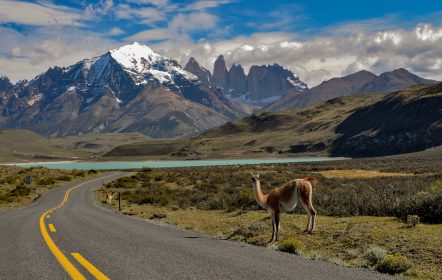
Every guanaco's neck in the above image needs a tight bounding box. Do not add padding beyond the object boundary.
[253,180,267,209]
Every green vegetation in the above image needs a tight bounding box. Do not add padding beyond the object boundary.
[366,245,387,265]
[376,254,412,275]
[103,163,442,223]
[99,157,442,279]
[0,165,95,212]
[277,237,305,255]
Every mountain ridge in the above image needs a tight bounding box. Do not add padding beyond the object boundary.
[265,68,437,112]
[0,42,248,138]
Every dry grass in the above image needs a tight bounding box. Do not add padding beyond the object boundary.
[318,169,411,179]
[0,165,98,213]
[108,204,441,280]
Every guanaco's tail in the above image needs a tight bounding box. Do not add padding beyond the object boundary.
[303,176,319,189]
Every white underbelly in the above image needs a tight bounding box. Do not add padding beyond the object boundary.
[280,188,298,212]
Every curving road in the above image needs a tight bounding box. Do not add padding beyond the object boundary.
[0,172,398,279]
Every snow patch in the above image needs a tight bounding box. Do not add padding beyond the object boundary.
[149,69,172,84]
[27,93,42,106]
[287,77,307,89]
[110,42,161,73]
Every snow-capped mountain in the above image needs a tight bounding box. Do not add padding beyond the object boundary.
[0,43,248,138]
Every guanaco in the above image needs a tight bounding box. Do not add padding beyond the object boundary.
[250,172,317,242]
[106,191,116,204]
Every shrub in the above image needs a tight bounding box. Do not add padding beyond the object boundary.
[278,237,306,255]
[37,177,56,185]
[8,185,31,197]
[56,175,72,181]
[375,253,412,274]
[366,245,387,265]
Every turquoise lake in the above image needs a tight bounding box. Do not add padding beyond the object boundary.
[12,157,345,170]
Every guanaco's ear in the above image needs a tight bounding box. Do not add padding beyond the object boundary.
[256,173,260,178]
[250,171,254,176]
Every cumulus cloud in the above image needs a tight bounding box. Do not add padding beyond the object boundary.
[150,23,442,86]
[128,11,218,41]
[0,0,82,26]
[0,27,118,82]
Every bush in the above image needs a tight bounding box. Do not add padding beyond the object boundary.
[37,177,56,185]
[56,175,72,181]
[8,185,31,197]
[366,245,387,265]
[375,254,412,274]
[278,237,306,255]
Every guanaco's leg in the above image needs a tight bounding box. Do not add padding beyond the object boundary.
[269,213,275,243]
[300,197,316,233]
[274,211,281,242]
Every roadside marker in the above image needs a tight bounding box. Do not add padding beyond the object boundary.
[71,253,110,280]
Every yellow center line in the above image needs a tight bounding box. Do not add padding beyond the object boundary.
[49,224,56,232]
[71,253,110,280]
[39,173,117,280]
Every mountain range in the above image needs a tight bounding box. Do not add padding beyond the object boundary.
[184,55,308,106]
[0,43,249,138]
[0,42,438,142]
[265,68,436,112]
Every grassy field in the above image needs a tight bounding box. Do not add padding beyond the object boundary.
[0,165,98,213]
[98,157,442,279]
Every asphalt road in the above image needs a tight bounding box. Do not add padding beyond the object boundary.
[0,172,399,280]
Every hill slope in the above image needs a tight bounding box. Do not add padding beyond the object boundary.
[266,68,436,112]
[107,83,442,159]
[0,129,88,162]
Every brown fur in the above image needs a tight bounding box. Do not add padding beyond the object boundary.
[250,172,317,242]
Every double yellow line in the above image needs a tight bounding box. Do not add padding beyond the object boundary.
[39,175,115,279]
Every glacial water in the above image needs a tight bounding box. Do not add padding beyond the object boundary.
[12,157,345,170]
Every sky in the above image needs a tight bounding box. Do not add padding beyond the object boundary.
[0,0,441,86]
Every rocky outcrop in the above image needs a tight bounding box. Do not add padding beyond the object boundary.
[227,64,247,98]
[212,55,229,89]
[246,64,306,104]
[184,57,212,86]
[187,56,308,106]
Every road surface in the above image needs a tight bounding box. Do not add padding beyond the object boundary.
[0,172,398,279]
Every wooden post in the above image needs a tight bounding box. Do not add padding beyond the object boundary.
[118,191,121,212]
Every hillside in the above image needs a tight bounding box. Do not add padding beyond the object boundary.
[106,83,442,159]
[266,68,437,112]
[0,129,88,162]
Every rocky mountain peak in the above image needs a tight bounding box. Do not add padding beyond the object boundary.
[227,64,247,98]
[109,42,162,73]
[246,63,307,105]
[184,57,213,85]
[0,75,13,91]
[213,55,228,89]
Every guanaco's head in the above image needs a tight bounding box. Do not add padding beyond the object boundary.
[250,172,260,184]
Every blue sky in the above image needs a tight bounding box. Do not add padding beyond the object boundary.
[1,0,441,86]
